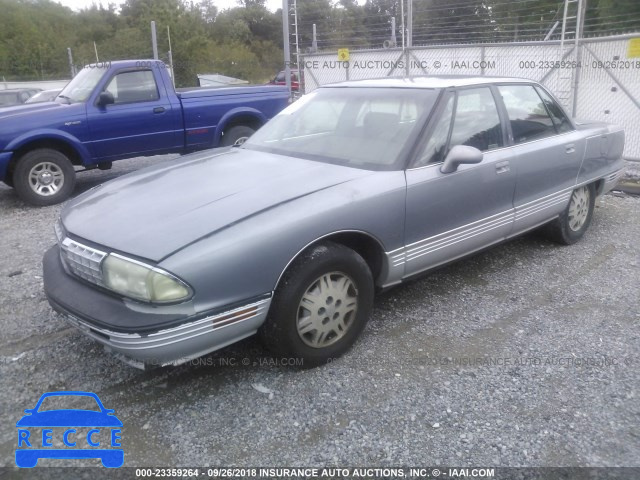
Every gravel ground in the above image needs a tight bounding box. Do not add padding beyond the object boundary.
[0,156,639,473]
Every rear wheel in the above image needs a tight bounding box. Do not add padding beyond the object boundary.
[221,125,255,147]
[13,148,76,206]
[546,184,596,245]
[260,242,374,367]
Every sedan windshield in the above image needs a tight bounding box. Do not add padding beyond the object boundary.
[243,87,438,170]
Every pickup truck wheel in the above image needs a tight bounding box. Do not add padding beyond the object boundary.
[13,149,76,206]
[546,184,595,245]
[260,241,374,368]
[2,176,13,188]
[221,126,255,147]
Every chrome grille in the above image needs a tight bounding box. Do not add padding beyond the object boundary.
[59,236,107,286]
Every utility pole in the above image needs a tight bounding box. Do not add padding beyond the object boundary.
[400,0,405,49]
[391,17,397,46]
[67,48,75,78]
[167,26,175,87]
[311,24,318,52]
[282,0,292,96]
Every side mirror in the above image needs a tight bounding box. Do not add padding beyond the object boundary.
[440,145,483,174]
[97,91,115,106]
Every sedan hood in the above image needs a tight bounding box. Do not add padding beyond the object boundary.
[62,148,372,261]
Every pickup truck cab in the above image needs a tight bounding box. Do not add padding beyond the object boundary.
[0,60,289,205]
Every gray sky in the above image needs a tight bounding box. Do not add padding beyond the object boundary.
[54,0,283,12]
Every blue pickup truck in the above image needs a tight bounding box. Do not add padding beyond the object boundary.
[0,60,289,205]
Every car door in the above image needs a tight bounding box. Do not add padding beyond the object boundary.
[402,86,516,277]
[86,68,182,160]
[494,84,585,235]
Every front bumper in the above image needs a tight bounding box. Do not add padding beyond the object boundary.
[43,245,271,369]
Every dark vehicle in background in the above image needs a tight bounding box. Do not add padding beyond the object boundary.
[270,69,302,91]
[25,89,61,104]
[43,77,625,370]
[0,88,41,108]
[0,60,289,206]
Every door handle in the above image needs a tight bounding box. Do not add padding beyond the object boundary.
[153,107,165,114]
[495,161,510,174]
[565,144,575,154]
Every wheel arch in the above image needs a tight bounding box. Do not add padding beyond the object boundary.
[593,178,605,196]
[6,134,88,181]
[215,108,266,145]
[273,230,387,293]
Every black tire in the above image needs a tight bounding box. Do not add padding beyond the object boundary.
[260,241,374,368]
[13,148,76,206]
[220,125,255,147]
[545,183,596,245]
[2,177,13,188]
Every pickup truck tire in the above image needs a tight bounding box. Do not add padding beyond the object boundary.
[221,126,255,147]
[260,241,374,368]
[13,149,76,206]
[546,184,595,245]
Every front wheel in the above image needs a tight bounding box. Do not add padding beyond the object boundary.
[546,183,596,245]
[13,148,76,206]
[260,242,374,367]
[220,125,255,147]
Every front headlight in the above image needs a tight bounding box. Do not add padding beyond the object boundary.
[101,254,191,303]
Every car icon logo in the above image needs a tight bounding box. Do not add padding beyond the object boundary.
[16,391,123,468]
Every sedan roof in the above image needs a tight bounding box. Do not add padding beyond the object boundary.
[323,76,535,89]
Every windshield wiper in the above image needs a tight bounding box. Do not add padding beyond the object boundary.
[57,94,72,104]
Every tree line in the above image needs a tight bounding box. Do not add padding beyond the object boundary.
[0,0,637,87]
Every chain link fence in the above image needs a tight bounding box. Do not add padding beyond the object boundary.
[301,33,640,160]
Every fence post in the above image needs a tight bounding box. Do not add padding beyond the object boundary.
[405,48,410,76]
[571,0,587,117]
[282,0,292,97]
[407,0,413,48]
[151,21,158,60]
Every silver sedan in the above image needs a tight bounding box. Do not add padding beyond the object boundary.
[43,76,625,369]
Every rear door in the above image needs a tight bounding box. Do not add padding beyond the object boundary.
[86,68,182,160]
[403,86,516,277]
[494,84,585,235]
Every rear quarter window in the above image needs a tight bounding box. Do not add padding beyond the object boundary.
[498,85,558,144]
[535,86,574,134]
